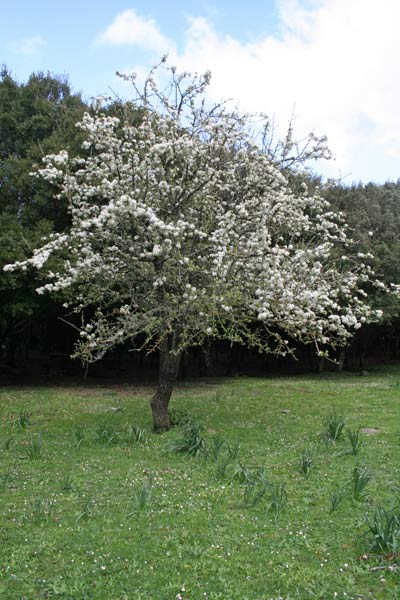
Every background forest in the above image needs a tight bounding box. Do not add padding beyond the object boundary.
[1,68,399,380]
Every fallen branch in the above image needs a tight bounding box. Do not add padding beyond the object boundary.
[369,564,399,572]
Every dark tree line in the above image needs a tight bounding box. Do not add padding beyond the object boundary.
[0,67,86,371]
[0,67,399,379]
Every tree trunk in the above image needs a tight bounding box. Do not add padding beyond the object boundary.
[150,333,181,432]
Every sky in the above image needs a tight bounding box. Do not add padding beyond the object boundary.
[1,0,400,184]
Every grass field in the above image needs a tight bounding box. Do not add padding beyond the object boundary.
[1,366,400,599]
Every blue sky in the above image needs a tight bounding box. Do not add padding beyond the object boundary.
[1,0,280,97]
[2,0,400,184]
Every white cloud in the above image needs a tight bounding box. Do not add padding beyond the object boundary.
[98,9,173,53]
[102,1,400,182]
[8,35,46,56]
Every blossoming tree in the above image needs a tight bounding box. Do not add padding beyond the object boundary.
[5,62,381,430]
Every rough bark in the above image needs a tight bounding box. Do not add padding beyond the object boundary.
[150,333,181,432]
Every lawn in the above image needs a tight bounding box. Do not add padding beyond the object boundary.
[1,366,400,599]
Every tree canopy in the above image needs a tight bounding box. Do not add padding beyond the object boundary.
[4,61,394,427]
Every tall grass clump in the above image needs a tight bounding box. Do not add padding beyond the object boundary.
[14,409,32,429]
[243,481,268,508]
[345,426,363,455]
[267,483,288,519]
[131,476,154,512]
[329,487,346,512]
[168,408,191,428]
[26,436,42,460]
[366,505,400,554]
[298,446,315,478]
[352,465,371,501]
[210,435,227,461]
[22,498,54,524]
[169,421,207,457]
[127,424,147,445]
[324,409,346,443]
[73,426,86,449]
[96,423,119,446]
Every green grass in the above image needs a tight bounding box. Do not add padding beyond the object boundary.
[1,367,400,598]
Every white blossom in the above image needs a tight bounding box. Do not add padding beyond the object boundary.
[3,61,389,362]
